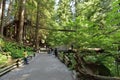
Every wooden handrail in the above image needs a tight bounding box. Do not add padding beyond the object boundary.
[0,63,17,76]
[0,53,34,77]
[74,52,120,80]
[0,65,6,69]
[58,53,71,67]
[58,51,120,80]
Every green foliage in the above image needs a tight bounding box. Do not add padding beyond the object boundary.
[103,57,116,76]
[59,52,76,70]
[68,53,76,70]
[107,0,120,26]
[2,41,33,59]
[2,42,23,58]
[46,0,120,77]
[0,53,7,65]
[0,38,4,47]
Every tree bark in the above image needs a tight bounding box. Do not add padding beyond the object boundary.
[17,0,26,43]
[35,1,40,50]
[0,0,6,37]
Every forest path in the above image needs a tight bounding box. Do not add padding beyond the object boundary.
[0,52,74,80]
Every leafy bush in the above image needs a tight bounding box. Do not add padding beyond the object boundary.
[0,53,7,65]
[0,38,4,47]
[2,41,33,59]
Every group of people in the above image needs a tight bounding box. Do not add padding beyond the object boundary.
[47,48,58,57]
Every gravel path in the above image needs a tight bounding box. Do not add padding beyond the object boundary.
[0,52,74,80]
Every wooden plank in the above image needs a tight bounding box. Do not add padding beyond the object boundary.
[0,66,16,76]
[0,63,16,76]
[0,63,16,72]
[0,58,24,77]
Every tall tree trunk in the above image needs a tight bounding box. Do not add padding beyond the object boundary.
[0,0,6,37]
[35,1,40,50]
[4,0,13,37]
[23,8,27,43]
[17,0,26,43]
[0,1,2,18]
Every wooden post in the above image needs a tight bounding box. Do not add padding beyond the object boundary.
[16,59,19,68]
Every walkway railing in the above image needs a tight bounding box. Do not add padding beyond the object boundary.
[74,52,120,80]
[0,59,23,76]
[0,53,34,77]
[57,51,120,80]
[58,52,72,67]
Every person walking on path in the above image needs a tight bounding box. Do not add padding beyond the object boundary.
[54,48,58,57]
[47,48,51,55]
[23,50,28,64]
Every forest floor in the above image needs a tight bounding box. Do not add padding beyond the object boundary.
[0,52,74,80]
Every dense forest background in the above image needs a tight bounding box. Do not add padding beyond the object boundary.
[0,0,120,78]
